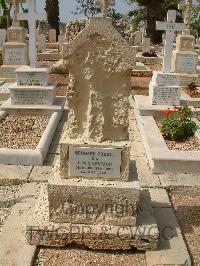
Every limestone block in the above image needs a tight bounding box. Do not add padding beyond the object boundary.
[176,34,195,52]
[48,173,140,226]
[6,26,26,43]
[26,185,159,250]
[63,17,135,143]
[2,43,28,66]
[172,50,198,74]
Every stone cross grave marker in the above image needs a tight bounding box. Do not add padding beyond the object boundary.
[17,0,47,68]
[178,0,200,35]
[94,0,115,18]
[156,10,185,73]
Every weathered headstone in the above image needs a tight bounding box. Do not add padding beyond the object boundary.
[48,29,56,43]
[58,33,65,51]
[36,24,43,42]
[134,31,143,45]
[38,33,46,52]
[25,16,158,251]
[142,37,150,54]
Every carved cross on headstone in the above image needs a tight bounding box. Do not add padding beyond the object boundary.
[156,10,185,73]
[178,0,199,35]
[17,0,47,68]
[94,0,115,18]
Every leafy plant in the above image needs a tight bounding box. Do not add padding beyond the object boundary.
[160,106,197,141]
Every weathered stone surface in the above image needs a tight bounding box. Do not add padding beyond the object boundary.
[0,165,32,185]
[0,183,39,266]
[48,172,140,226]
[146,208,191,266]
[29,154,58,182]
[63,17,135,143]
[26,185,159,250]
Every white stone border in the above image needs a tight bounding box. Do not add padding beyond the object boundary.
[133,101,200,173]
[0,110,63,166]
[181,88,200,107]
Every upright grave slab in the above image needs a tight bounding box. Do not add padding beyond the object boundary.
[26,15,158,250]
[38,33,46,52]
[133,10,189,116]
[148,10,185,106]
[48,29,56,43]
[142,37,150,54]
[172,35,198,76]
[0,0,28,83]
[3,0,58,107]
[0,0,65,166]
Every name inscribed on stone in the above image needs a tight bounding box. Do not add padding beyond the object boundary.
[152,86,181,105]
[69,146,122,178]
[18,73,48,86]
[176,55,197,72]
[11,89,53,105]
[4,48,24,64]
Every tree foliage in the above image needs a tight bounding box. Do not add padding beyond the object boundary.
[45,0,60,38]
[0,0,12,28]
[73,0,100,17]
[127,0,181,44]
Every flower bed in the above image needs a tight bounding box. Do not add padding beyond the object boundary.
[134,104,200,173]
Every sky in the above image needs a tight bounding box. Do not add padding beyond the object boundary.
[34,0,199,23]
[36,0,133,22]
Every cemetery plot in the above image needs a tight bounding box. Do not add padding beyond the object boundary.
[0,115,49,149]
[181,83,200,107]
[134,111,200,173]
[0,110,62,166]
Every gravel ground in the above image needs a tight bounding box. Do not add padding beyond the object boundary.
[34,247,146,266]
[165,136,200,151]
[183,88,200,98]
[170,192,200,265]
[0,115,50,149]
[144,63,162,71]
[0,185,22,233]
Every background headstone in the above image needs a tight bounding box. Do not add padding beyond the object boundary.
[38,34,46,52]
[48,29,56,43]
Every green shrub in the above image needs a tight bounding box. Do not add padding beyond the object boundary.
[160,106,197,141]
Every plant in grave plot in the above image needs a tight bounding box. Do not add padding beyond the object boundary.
[186,82,199,97]
[160,106,197,141]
